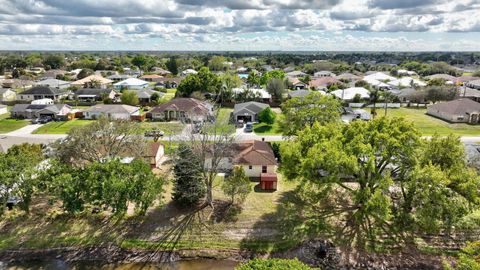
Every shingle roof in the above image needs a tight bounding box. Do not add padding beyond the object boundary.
[288,90,311,98]
[75,88,114,96]
[233,101,269,115]
[150,98,210,115]
[20,86,69,95]
[83,104,139,114]
[233,140,277,166]
[429,99,480,115]
[11,103,69,113]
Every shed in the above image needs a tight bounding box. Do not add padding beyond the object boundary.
[260,173,278,191]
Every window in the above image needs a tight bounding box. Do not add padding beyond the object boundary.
[248,165,252,170]
[262,166,267,173]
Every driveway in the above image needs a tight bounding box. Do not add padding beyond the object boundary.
[4,124,44,136]
[0,123,67,152]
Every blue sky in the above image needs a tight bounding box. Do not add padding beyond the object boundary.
[0,0,479,51]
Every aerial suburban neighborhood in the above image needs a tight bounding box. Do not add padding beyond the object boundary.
[1,1,480,270]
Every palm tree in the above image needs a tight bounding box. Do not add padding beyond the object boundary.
[369,88,379,119]
[383,91,396,116]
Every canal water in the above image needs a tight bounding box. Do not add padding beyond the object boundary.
[0,259,239,270]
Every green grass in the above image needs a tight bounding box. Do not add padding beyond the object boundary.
[32,120,94,134]
[253,114,283,135]
[140,121,185,136]
[385,108,480,136]
[205,108,235,134]
[162,88,177,101]
[0,174,300,253]
[0,119,29,133]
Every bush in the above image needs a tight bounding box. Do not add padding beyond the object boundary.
[236,258,317,270]
[258,107,276,125]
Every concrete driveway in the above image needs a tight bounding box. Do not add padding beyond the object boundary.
[4,124,44,136]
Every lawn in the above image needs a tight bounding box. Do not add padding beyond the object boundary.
[163,88,177,101]
[0,119,29,133]
[205,108,235,134]
[385,107,480,136]
[140,121,185,136]
[32,120,94,134]
[253,113,283,135]
[0,174,300,253]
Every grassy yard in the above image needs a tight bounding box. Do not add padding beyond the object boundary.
[140,121,185,136]
[0,174,300,253]
[163,88,177,101]
[253,113,283,135]
[32,120,94,134]
[0,119,29,133]
[205,108,235,134]
[385,108,480,136]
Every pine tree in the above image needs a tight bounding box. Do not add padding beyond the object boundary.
[172,143,206,206]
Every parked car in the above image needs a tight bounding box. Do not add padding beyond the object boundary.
[37,116,53,124]
[244,122,253,132]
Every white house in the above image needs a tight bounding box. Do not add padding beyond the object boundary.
[35,78,71,89]
[331,87,370,101]
[113,78,150,90]
[181,69,198,76]
[388,77,427,88]
[82,104,140,120]
[0,88,16,102]
[363,72,396,82]
[232,87,271,102]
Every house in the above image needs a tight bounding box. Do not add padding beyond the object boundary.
[1,79,34,89]
[145,142,165,169]
[16,86,70,101]
[335,73,361,82]
[288,90,318,99]
[140,74,163,82]
[123,68,142,77]
[314,71,336,78]
[155,77,182,89]
[0,88,16,102]
[465,79,480,90]
[151,67,171,76]
[149,98,212,122]
[40,69,66,80]
[113,78,150,90]
[181,69,198,76]
[0,104,7,115]
[232,140,278,190]
[387,77,426,88]
[286,70,307,78]
[288,77,307,90]
[233,101,270,123]
[232,88,271,103]
[107,74,133,82]
[74,88,117,102]
[11,104,71,119]
[427,99,480,124]
[134,89,165,104]
[331,87,370,101]
[32,98,54,105]
[71,75,113,89]
[459,87,480,102]
[309,77,341,90]
[363,72,396,82]
[82,104,140,120]
[35,78,71,89]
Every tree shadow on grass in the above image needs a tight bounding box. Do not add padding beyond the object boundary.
[253,124,274,134]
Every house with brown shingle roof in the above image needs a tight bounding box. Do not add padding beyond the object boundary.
[427,99,480,124]
[309,77,341,90]
[149,98,212,122]
[233,140,278,190]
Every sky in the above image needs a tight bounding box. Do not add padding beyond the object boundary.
[0,0,480,51]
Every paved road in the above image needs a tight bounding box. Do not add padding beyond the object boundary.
[0,123,479,152]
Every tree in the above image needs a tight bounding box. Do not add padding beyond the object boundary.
[177,67,221,97]
[0,144,44,214]
[426,85,456,103]
[444,241,480,270]
[247,71,261,87]
[266,78,285,103]
[121,90,139,106]
[280,92,341,136]
[43,54,65,69]
[236,258,315,270]
[260,70,285,86]
[280,118,480,249]
[258,107,276,125]
[77,68,93,80]
[222,167,251,205]
[166,57,178,75]
[52,117,146,165]
[208,55,227,71]
[172,143,206,206]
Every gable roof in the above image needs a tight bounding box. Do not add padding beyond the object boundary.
[71,75,113,86]
[233,140,277,166]
[113,78,149,86]
[331,87,370,100]
[429,99,480,115]
[233,101,269,115]
[19,85,69,95]
[11,103,70,113]
[83,104,139,114]
[75,88,114,97]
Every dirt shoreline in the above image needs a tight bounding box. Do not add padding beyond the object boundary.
[0,242,448,269]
